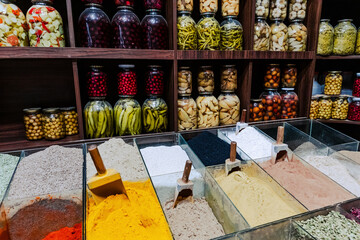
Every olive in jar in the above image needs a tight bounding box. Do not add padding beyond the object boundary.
[318,96,332,120]
[324,71,342,95]
[61,107,79,136]
[309,96,319,119]
[23,108,44,140]
[43,108,66,140]
[331,96,349,120]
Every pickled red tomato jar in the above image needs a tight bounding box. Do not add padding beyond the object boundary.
[353,73,360,97]
[117,64,137,96]
[87,65,108,98]
[141,9,169,50]
[260,88,282,120]
[78,3,111,48]
[145,65,164,96]
[112,6,141,49]
[144,0,163,10]
[280,88,298,119]
[348,97,360,121]
[115,0,135,7]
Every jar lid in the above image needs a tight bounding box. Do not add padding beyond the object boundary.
[328,71,342,74]
[221,90,236,93]
[117,6,134,10]
[43,108,60,113]
[264,88,278,91]
[178,10,191,15]
[286,64,296,67]
[356,72,360,77]
[223,64,236,67]
[23,108,42,114]
[179,93,191,97]
[118,64,135,68]
[148,65,162,68]
[200,65,212,68]
[352,97,360,101]
[90,65,104,68]
[198,92,213,96]
[272,18,283,22]
[251,98,262,102]
[85,3,103,8]
[338,19,353,22]
[290,19,303,23]
[89,97,106,100]
[60,107,76,111]
[119,95,135,98]
[281,88,295,91]
[269,64,280,66]
[320,19,330,22]
[201,12,215,17]
[321,95,331,99]
[146,9,161,13]
[179,66,190,70]
[311,95,319,100]
[32,0,53,4]
[224,15,237,19]
[256,16,266,20]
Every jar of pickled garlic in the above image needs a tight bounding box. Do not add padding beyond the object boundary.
[324,71,342,95]
[254,17,270,51]
[221,0,239,17]
[61,107,79,136]
[200,0,217,14]
[178,95,197,131]
[178,66,192,95]
[255,0,269,18]
[144,0,163,10]
[0,1,28,46]
[177,11,197,50]
[333,19,357,55]
[348,97,360,121]
[318,96,332,120]
[177,0,193,12]
[356,27,360,55]
[197,13,220,50]
[269,0,287,21]
[288,20,307,52]
[260,88,282,120]
[270,19,288,51]
[43,108,66,140]
[141,9,168,49]
[146,65,164,96]
[353,73,360,97]
[317,19,334,56]
[280,88,298,119]
[221,65,237,92]
[27,0,65,47]
[249,99,265,122]
[84,100,114,138]
[87,65,108,98]
[117,64,137,96]
[288,0,306,21]
[198,66,214,94]
[264,64,280,89]
[331,96,349,120]
[220,16,243,50]
[309,96,319,119]
[196,94,219,128]
[281,64,297,88]
[23,108,43,140]
[114,96,141,136]
[142,95,168,133]
[218,92,240,125]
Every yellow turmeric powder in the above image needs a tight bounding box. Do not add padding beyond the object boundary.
[86,179,172,240]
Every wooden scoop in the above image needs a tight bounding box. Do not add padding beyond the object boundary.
[225,141,241,175]
[271,126,290,164]
[87,145,127,205]
[236,109,248,135]
[173,160,194,208]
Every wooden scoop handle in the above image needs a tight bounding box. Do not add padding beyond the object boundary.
[182,160,192,183]
[240,109,247,123]
[230,141,237,162]
[277,126,284,144]
[88,145,106,174]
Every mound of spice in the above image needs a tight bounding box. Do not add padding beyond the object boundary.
[42,223,82,240]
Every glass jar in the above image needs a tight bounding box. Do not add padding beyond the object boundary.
[144,0,163,10]
[27,0,65,47]
[221,65,237,92]
[220,16,243,50]
[0,1,28,46]
[269,0,287,21]
[84,100,114,138]
[43,108,65,140]
[177,0,193,11]
[78,4,111,48]
[356,28,360,55]
[280,88,298,119]
[318,96,332,120]
[197,13,221,50]
[196,94,219,128]
[222,0,239,17]
[264,63,280,89]
[331,96,349,120]
[145,65,164,96]
[141,9,168,49]
[198,66,214,94]
[255,0,269,19]
[353,73,360,97]
[178,95,197,130]
[177,11,197,50]
[333,19,357,55]
[270,19,288,51]
[254,17,270,51]
[23,108,43,140]
[142,96,168,133]
[82,0,103,3]
[324,71,343,95]
[281,64,297,88]
[317,19,334,56]
[200,0,217,13]
[260,88,281,120]
[112,6,141,49]
[309,96,319,119]
[117,64,137,96]
[288,20,307,52]
[348,97,360,121]
[115,0,135,7]
[61,107,79,136]
[178,66,192,95]
[87,65,108,98]
[114,96,141,136]
[218,92,240,125]
[288,0,306,20]
[249,99,265,122]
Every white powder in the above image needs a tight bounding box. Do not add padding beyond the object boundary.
[0,154,19,201]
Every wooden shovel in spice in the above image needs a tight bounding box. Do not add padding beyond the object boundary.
[87,145,128,204]
[225,141,241,175]
[271,126,290,164]
[235,109,248,135]
[173,160,194,208]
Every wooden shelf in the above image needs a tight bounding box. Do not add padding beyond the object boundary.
[318,119,360,125]
[250,51,315,60]
[316,55,360,60]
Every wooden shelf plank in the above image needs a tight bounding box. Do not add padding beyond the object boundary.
[318,119,360,125]
[316,55,360,60]
[250,51,315,60]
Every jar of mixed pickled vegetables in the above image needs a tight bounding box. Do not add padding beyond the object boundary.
[178,95,197,131]
[221,0,239,17]
[220,16,243,50]
[249,99,265,122]
[288,0,306,21]
[196,94,219,128]
[117,64,137,96]
[270,19,288,51]
[288,20,307,52]
[353,73,360,97]
[200,0,217,14]
[197,13,220,50]
[142,95,168,133]
[331,96,349,120]
[221,65,237,92]
[281,64,297,88]
[348,97,360,121]
[27,0,65,47]
[260,88,282,120]
[317,19,334,56]
[218,92,240,125]
[324,71,342,95]
[264,64,280,89]
[309,96,319,119]
[177,11,197,50]
[23,108,43,140]
[145,65,164,96]
[177,0,193,12]
[61,107,79,136]
[198,65,214,94]
[178,66,192,95]
[114,96,141,136]
[87,65,108,98]
[280,88,298,119]
[254,17,270,51]
[141,9,168,49]
[255,0,269,19]
[333,19,357,55]
[269,0,287,21]
[43,108,65,140]
[318,96,332,120]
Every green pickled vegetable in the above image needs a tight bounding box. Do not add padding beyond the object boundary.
[333,19,357,55]
[84,100,114,139]
[356,28,360,55]
[220,18,243,51]
[177,14,197,50]
[114,97,141,136]
[317,20,334,55]
[197,14,220,50]
[142,97,168,133]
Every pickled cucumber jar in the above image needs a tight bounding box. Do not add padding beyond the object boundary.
[198,66,214,94]
[221,65,237,92]
[255,0,269,19]
[221,0,239,17]
[288,20,307,52]
[260,88,282,120]
[177,11,197,50]
[178,66,192,95]
[114,96,141,136]
[23,108,43,140]
[178,95,197,131]
[197,13,220,50]
[218,92,240,125]
[84,100,114,138]
[43,108,65,140]
[254,17,270,51]
[141,9,169,50]
[142,95,168,133]
[288,0,306,21]
[249,99,265,122]
[196,94,219,128]
[269,0,287,21]
[333,19,357,55]
[0,0,28,46]
[331,96,349,120]
[61,107,79,136]
[270,19,288,51]
[356,27,360,55]
[281,64,297,88]
[309,96,319,119]
[280,88,298,119]
[264,64,280,89]
[27,0,65,47]
[348,97,360,121]
[318,96,332,119]
[220,16,243,50]
[317,19,334,56]
[177,0,193,12]
[324,71,343,95]
[200,0,217,14]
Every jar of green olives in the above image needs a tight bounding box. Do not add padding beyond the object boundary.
[220,16,243,50]
[177,11,197,50]
[23,108,44,140]
[309,96,319,119]
[43,108,66,140]
[324,71,343,95]
[331,96,349,120]
[318,96,332,120]
[197,13,221,50]
[333,19,357,55]
[317,19,334,56]
[61,107,79,136]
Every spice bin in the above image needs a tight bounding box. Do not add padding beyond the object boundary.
[117,64,137,96]
[309,96,319,119]
[331,96,349,120]
[145,65,164,96]
[254,17,270,51]
[288,0,307,21]
[23,108,43,140]
[281,64,297,88]
[177,11,197,50]
[324,71,343,95]
[177,0,193,11]
[221,65,237,92]
[178,95,197,130]
[142,96,168,133]
[197,13,221,50]
[288,20,307,52]
[269,0,287,21]
[141,9,168,49]
[198,66,215,93]
[270,19,288,51]
[280,88,298,119]
[353,73,360,97]
[196,94,219,128]
[178,66,192,95]
[144,0,163,10]
[255,0,269,19]
[221,0,239,17]
[114,97,141,136]
[317,19,334,56]
[87,65,108,98]
[348,97,360,121]
[264,64,280,89]
[318,96,332,120]
[333,19,357,55]
[249,99,265,122]
[218,92,240,125]
[61,107,79,136]
[260,88,282,120]
[84,100,114,138]
[220,16,243,50]
[43,108,65,140]
[200,0,218,13]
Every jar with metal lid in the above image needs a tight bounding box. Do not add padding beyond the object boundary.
[43,108,65,140]
[281,64,297,88]
[348,97,360,121]
[333,19,357,55]
[288,0,306,20]
[220,16,243,50]
[178,95,197,131]
[87,65,108,98]
[23,108,43,140]
[269,0,287,21]
[270,19,288,51]
[197,13,220,50]
[280,88,298,119]
[288,20,307,52]
[260,88,281,120]
[198,66,214,94]
[221,65,237,92]
[221,0,239,17]
[114,96,141,136]
[142,95,168,133]
[84,100,114,138]
[141,9,168,49]
[177,0,193,11]
[353,73,360,97]
[144,0,163,10]
[317,19,334,56]
[255,0,269,19]
[61,107,79,136]
[324,71,343,95]
[200,0,217,13]
[309,96,319,119]
[264,64,280,89]
[249,99,265,122]
[145,65,164,96]
[218,92,240,125]
[254,17,270,51]
[196,94,219,128]
[177,11,197,50]
[117,64,137,96]
[115,0,135,7]
[81,0,103,3]
[178,66,192,95]
[331,96,349,120]
[356,27,360,55]
[318,96,332,120]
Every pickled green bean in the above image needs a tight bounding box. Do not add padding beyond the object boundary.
[220,21,243,50]
[177,15,197,50]
[197,16,220,50]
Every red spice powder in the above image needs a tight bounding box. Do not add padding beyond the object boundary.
[42,223,82,240]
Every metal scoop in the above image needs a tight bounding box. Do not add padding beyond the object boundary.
[225,141,241,175]
[173,160,194,208]
[236,109,248,135]
[271,126,290,164]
